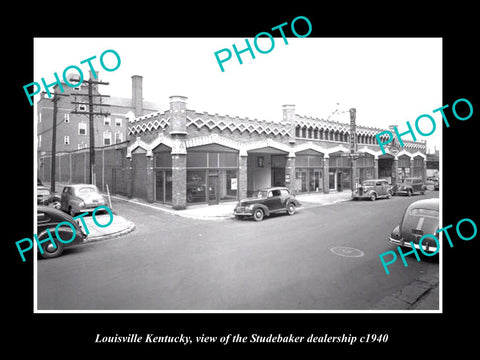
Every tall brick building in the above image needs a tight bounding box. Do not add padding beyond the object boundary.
[125,96,428,209]
[37,74,159,156]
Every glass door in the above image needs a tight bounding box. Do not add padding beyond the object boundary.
[155,169,172,204]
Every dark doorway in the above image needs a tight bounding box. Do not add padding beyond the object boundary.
[208,172,219,205]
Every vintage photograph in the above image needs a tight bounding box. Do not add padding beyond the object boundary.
[33,37,442,311]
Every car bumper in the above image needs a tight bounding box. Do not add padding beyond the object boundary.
[79,203,106,212]
[234,210,253,216]
[387,236,438,253]
[352,193,371,199]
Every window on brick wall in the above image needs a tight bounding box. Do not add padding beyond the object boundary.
[103,132,112,146]
[78,123,87,135]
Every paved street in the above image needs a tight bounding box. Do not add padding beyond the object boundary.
[37,191,439,311]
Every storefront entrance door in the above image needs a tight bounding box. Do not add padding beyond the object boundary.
[329,172,336,190]
[208,172,219,205]
[337,172,342,191]
[155,170,172,203]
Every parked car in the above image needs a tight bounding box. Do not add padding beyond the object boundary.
[233,187,301,221]
[392,177,427,196]
[60,184,106,216]
[352,179,392,201]
[387,198,439,255]
[37,186,61,209]
[37,205,87,259]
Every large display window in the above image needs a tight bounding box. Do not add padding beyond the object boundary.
[186,150,238,204]
[295,154,324,193]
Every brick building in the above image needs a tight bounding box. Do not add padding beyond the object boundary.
[37,74,159,157]
[125,96,428,209]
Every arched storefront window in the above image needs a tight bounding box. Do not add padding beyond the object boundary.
[295,151,324,193]
[186,145,239,204]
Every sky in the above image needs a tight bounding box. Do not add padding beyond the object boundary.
[33,37,442,152]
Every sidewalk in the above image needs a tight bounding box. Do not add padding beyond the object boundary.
[111,190,353,221]
[373,264,440,311]
[43,181,352,236]
[40,182,135,243]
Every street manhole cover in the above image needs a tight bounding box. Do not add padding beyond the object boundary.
[330,246,364,257]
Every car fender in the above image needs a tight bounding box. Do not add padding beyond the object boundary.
[252,204,270,216]
[287,199,301,207]
[38,225,84,247]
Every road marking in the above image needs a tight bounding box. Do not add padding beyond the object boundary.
[330,246,364,258]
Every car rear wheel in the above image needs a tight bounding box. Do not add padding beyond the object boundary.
[370,193,377,201]
[253,209,264,222]
[407,189,412,197]
[287,203,296,215]
[387,191,392,199]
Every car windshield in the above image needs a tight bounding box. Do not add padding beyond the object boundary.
[255,190,269,199]
[363,180,376,186]
[409,208,439,218]
[401,179,414,184]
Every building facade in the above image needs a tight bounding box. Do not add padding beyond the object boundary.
[37,75,159,157]
[125,96,428,209]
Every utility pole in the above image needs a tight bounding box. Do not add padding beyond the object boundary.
[349,108,357,194]
[48,91,69,193]
[70,74,110,184]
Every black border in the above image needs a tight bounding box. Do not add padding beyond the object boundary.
[7,4,478,355]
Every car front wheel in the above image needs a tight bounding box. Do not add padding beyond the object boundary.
[253,208,264,222]
[287,203,296,215]
[370,193,377,201]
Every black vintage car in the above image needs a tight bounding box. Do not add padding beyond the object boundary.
[387,198,439,254]
[37,186,61,209]
[233,187,301,221]
[392,177,427,196]
[37,205,88,259]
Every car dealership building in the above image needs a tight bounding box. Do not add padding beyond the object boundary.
[125,96,428,209]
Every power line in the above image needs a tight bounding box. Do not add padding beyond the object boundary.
[70,77,111,184]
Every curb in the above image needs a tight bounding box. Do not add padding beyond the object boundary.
[110,194,354,221]
[373,269,440,311]
[83,216,136,243]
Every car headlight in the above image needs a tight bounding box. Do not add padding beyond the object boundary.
[79,201,85,207]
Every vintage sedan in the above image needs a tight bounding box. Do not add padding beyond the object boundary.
[60,184,106,216]
[393,177,427,196]
[37,205,87,259]
[352,179,392,201]
[37,186,61,209]
[233,187,301,221]
[387,198,439,254]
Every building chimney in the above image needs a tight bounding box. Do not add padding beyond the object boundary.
[132,75,143,117]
